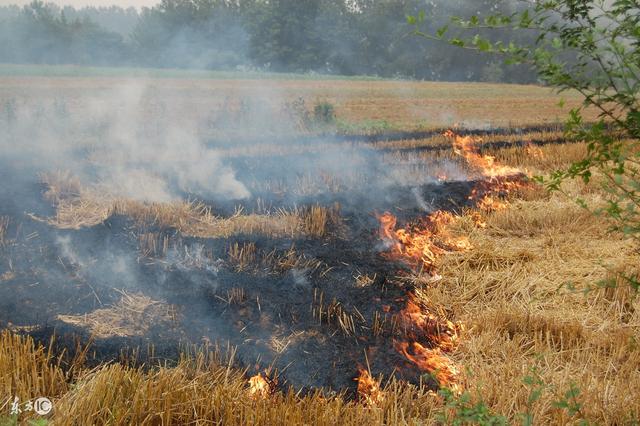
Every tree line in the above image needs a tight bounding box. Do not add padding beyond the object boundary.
[0,0,540,82]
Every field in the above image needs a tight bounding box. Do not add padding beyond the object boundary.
[0,70,637,425]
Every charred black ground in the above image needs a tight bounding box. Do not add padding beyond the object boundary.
[0,129,540,395]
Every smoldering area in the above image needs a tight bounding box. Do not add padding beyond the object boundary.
[0,81,547,393]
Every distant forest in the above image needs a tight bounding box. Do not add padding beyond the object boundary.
[0,0,540,82]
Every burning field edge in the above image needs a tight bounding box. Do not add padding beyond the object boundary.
[1,107,639,423]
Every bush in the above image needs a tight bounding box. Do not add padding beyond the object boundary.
[313,101,336,125]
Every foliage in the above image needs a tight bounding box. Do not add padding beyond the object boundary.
[0,0,128,65]
[436,388,508,425]
[437,368,596,425]
[313,101,336,125]
[410,0,640,240]
[0,0,539,82]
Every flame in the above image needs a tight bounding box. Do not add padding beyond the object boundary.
[399,295,460,352]
[476,195,509,212]
[444,130,532,213]
[468,175,528,213]
[248,372,277,399]
[375,130,533,393]
[377,211,467,389]
[356,368,385,406]
[395,341,459,391]
[392,293,462,389]
[470,211,487,228]
[378,211,470,273]
[445,131,522,179]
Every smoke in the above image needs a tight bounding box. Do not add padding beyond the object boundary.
[1,80,250,203]
[0,73,485,392]
[411,187,433,212]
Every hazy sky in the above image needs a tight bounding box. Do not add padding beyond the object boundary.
[0,0,158,8]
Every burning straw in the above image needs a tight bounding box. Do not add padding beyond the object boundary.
[375,130,531,392]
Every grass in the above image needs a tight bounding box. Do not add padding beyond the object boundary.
[417,159,640,423]
[36,172,332,240]
[57,292,175,339]
[1,74,638,423]
[3,140,637,424]
[0,74,600,132]
[0,331,439,425]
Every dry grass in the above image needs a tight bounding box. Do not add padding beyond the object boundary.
[118,200,311,239]
[35,171,113,229]
[0,330,443,425]
[37,172,333,239]
[3,141,639,424]
[409,175,640,423]
[0,332,68,409]
[312,290,365,337]
[138,231,174,258]
[0,77,599,131]
[227,242,258,272]
[57,292,177,339]
[3,77,637,424]
[227,243,327,276]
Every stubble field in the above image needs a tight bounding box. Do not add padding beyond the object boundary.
[0,71,636,425]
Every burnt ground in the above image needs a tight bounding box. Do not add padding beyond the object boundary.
[0,131,527,395]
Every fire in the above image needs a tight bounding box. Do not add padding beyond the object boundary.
[392,293,462,389]
[445,130,522,179]
[377,210,466,389]
[470,211,487,228]
[356,368,385,406]
[476,195,509,212]
[378,211,471,273]
[248,372,277,399]
[468,175,528,213]
[399,295,460,352]
[395,342,459,390]
[374,130,532,394]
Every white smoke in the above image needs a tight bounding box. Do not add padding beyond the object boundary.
[1,80,251,203]
[88,81,250,202]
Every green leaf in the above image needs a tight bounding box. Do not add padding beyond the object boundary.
[436,25,448,38]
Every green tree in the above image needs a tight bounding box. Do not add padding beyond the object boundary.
[410,0,640,241]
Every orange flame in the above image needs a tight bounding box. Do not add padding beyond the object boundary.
[446,131,522,179]
[468,176,528,212]
[375,130,533,393]
[356,368,385,406]
[248,372,277,399]
[395,341,459,391]
[392,293,462,389]
[399,295,460,352]
[378,211,470,273]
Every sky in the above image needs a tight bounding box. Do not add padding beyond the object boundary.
[0,0,158,8]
